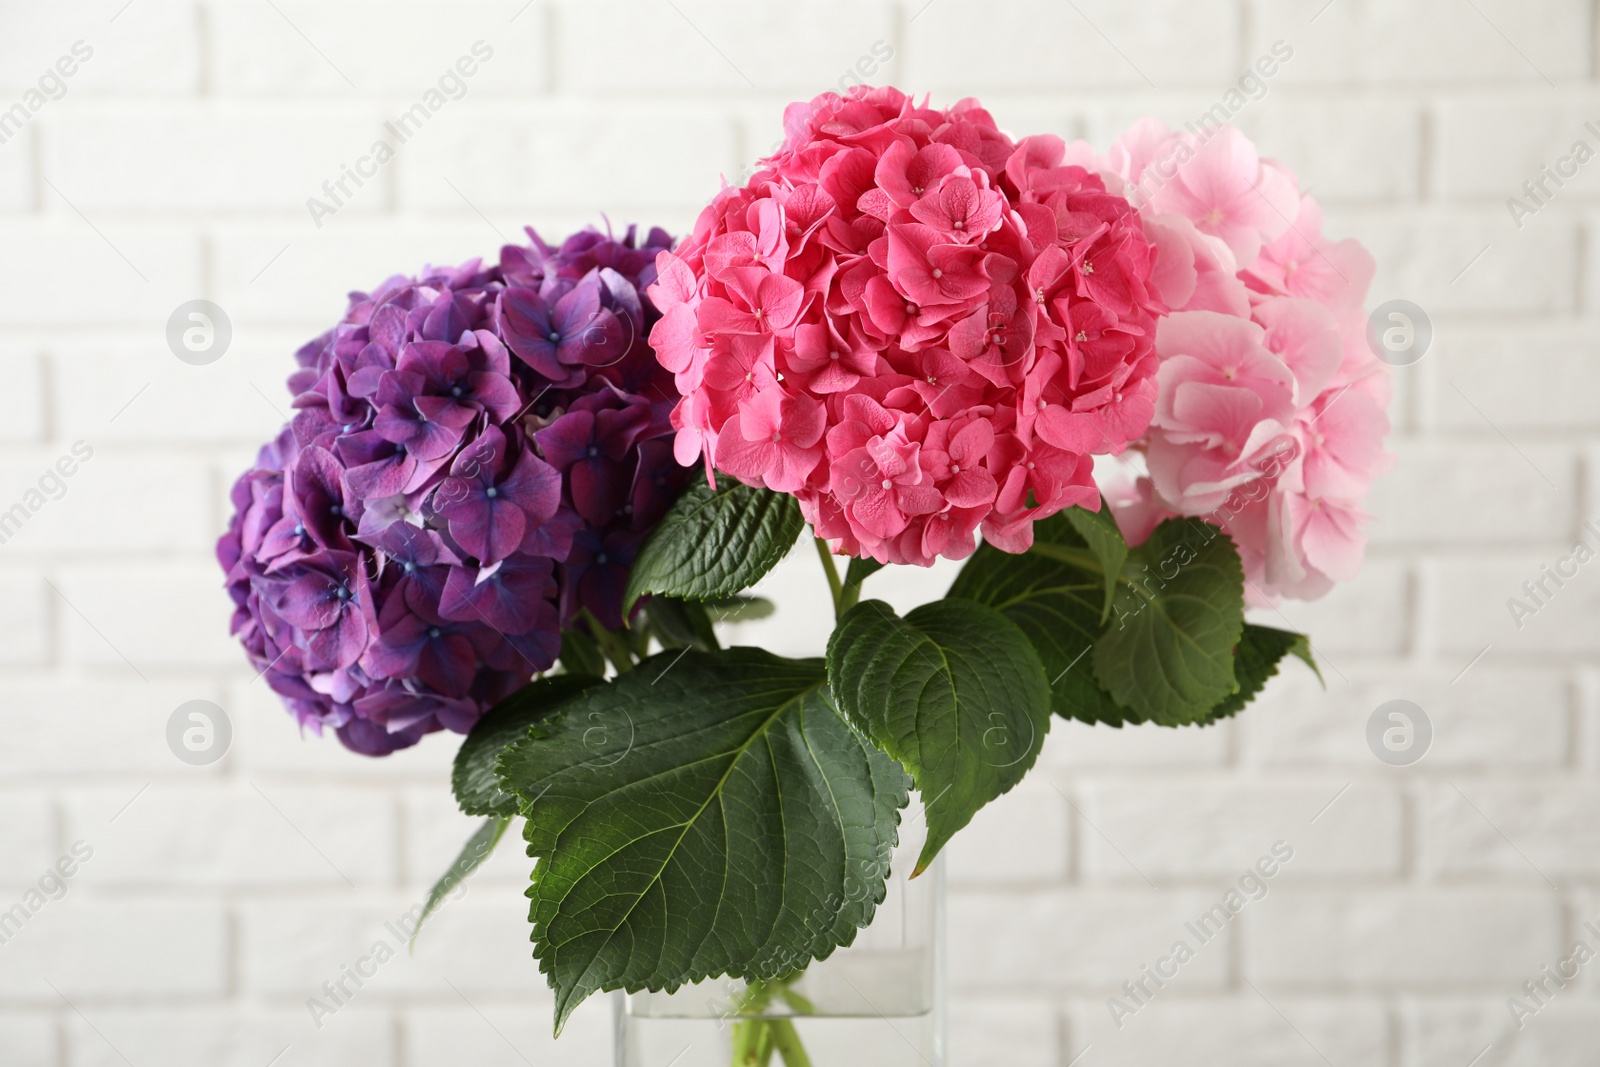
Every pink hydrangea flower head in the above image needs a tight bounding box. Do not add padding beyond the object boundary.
[1095,120,1392,604]
[649,86,1166,564]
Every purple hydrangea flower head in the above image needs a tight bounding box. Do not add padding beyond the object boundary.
[218,224,694,755]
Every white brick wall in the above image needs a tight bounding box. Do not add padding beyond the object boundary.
[0,1,1592,1064]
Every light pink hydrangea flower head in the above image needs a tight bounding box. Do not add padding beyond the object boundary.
[649,86,1166,565]
[1089,118,1391,604]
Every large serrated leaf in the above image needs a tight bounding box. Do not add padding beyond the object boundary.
[452,674,602,817]
[1093,518,1245,725]
[497,648,909,1034]
[826,598,1052,875]
[1202,623,1321,724]
[623,477,804,612]
[949,514,1142,727]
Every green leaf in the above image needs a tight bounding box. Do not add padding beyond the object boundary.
[452,674,602,817]
[704,595,776,623]
[1202,624,1321,724]
[949,514,1141,727]
[1064,501,1128,624]
[623,477,804,612]
[1285,631,1322,682]
[643,597,719,651]
[826,598,1052,875]
[411,816,510,950]
[1092,518,1245,725]
[557,627,607,678]
[497,648,909,1034]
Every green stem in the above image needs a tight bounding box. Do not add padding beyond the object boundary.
[732,977,778,1015]
[727,975,814,1067]
[778,987,817,1014]
[814,537,844,621]
[766,1019,813,1067]
[730,1019,775,1067]
[838,574,863,615]
[584,612,635,673]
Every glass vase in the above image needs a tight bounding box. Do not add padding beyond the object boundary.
[613,834,945,1067]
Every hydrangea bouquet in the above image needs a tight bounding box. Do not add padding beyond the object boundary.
[222,86,1389,1063]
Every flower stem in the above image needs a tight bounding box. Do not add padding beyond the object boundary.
[730,1018,775,1066]
[838,570,864,615]
[766,1019,813,1067]
[814,537,844,621]
[727,974,814,1067]
[584,612,635,673]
